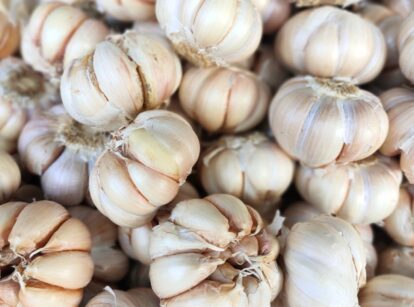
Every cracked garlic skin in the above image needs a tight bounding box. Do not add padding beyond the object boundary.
[269,76,389,167]
[96,0,154,22]
[21,2,109,78]
[156,0,262,67]
[89,110,200,228]
[0,200,94,307]
[399,12,414,84]
[200,132,294,215]
[0,151,20,203]
[86,288,159,307]
[18,105,108,206]
[275,6,386,84]
[251,0,290,34]
[61,30,182,132]
[179,66,270,134]
[0,57,57,153]
[378,246,414,278]
[284,216,366,307]
[359,274,414,306]
[296,155,402,224]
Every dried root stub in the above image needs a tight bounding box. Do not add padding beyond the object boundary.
[21,2,109,78]
[86,287,159,307]
[275,6,386,84]
[250,0,291,34]
[0,151,20,203]
[155,0,262,67]
[0,200,94,307]
[96,0,155,22]
[61,30,182,132]
[378,246,414,278]
[0,57,57,153]
[269,76,389,167]
[89,110,200,228]
[18,105,109,206]
[149,194,282,306]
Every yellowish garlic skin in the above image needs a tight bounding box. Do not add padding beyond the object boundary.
[251,0,291,34]
[399,12,414,84]
[359,274,414,306]
[269,76,389,167]
[275,6,386,84]
[97,0,155,22]
[383,0,414,17]
[86,287,159,307]
[179,66,270,133]
[0,150,20,203]
[155,0,262,67]
[378,246,414,278]
[296,156,402,224]
[0,11,19,59]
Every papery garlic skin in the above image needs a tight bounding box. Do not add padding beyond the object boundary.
[275,6,386,84]
[155,0,262,67]
[21,2,109,78]
[251,0,290,34]
[61,30,182,131]
[378,246,414,278]
[269,76,389,167]
[296,156,402,224]
[399,12,414,84]
[86,287,159,307]
[0,151,20,203]
[284,216,366,307]
[200,132,294,215]
[96,0,154,22]
[383,0,414,17]
[89,110,200,228]
[179,66,270,133]
[359,274,414,306]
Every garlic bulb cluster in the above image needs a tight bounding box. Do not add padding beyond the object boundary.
[251,0,290,34]
[269,76,389,167]
[399,12,414,84]
[150,194,282,306]
[96,0,154,22]
[359,274,414,306]
[200,132,294,215]
[0,57,57,153]
[379,246,414,278]
[61,30,182,131]
[90,110,200,228]
[284,216,366,307]
[275,6,386,84]
[0,200,94,306]
[21,2,109,78]
[383,0,414,17]
[86,287,159,307]
[0,150,20,203]
[0,8,20,59]
[296,155,402,224]
[155,0,262,67]
[18,105,109,206]
[68,206,129,282]
[180,66,270,133]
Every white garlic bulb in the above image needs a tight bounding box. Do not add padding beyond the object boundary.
[251,0,291,34]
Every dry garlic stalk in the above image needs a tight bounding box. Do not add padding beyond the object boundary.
[200,132,294,215]
[21,2,109,78]
[149,194,282,306]
[96,0,154,22]
[250,0,290,34]
[68,206,129,282]
[269,76,389,167]
[399,12,414,84]
[86,287,159,307]
[359,274,414,306]
[61,30,182,131]
[296,155,402,224]
[155,0,262,67]
[0,150,20,203]
[284,216,366,307]
[18,105,109,206]
[378,246,414,278]
[383,0,414,17]
[275,6,386,84]
[179,66,270,133]
[0,57,57,153]
[89,110,200,228]
[0,200,94,306]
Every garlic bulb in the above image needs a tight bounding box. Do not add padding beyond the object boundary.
[359,274,414,306]
[398,12,414,84]
[200,132,294,215]
[296,155,402,224]
[284,216,366,307]
[149,194,282,306]
[0,9,19,59]
[0,200,94,306]
[383,0,414,17]
[155,0,262,67]
[89,110,200,228]
[283,202,322,229]
[384,187,414,246]
[96,0,154,22]
[21,2,109,78]
[0,57,57,153]
[269,76,389,167]
[61,30,182,131]
[275,6,386,84]
[179,66,270,133]
[68,206,129,282]
[18,105,109,206]
[378,246,414,278]
[294,0,360,6]
[251,0,291,34]
[86,287,159,307]
[380,88,414,182]
[0,150,20,203]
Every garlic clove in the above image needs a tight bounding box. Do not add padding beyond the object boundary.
[261,261,283,300]
[91,246,129,282]
[86,288,136,307]
[127,288,159,306]
[243,276,273,307]
[0,151,21,203]
[0,201,26,248]
[118,224,151,264]
[209,263,240,283]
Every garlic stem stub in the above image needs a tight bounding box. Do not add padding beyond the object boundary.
[0,150,20,203]
[89,110,200,228]
[269,76,389,167]
[155,0,263,67]
[86,287,159,307]
[61,30,182,132]
[250,0,291,34]
[96,0,155,22]
[378,246,414,278]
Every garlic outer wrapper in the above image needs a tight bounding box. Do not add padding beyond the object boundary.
[96,0,155,22]
[378,246,414,278]
[86,287,159,307]
[0,150,20,203]
[250,0,290,34]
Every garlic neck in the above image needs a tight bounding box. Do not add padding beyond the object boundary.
[307,76,360,98]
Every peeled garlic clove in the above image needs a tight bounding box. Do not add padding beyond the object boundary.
[118,224,152,264]
[0,151,21,203]
[378,246,414,278]
[92,247,129,282]
[19,283,83,307]
[96,0,155,22]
